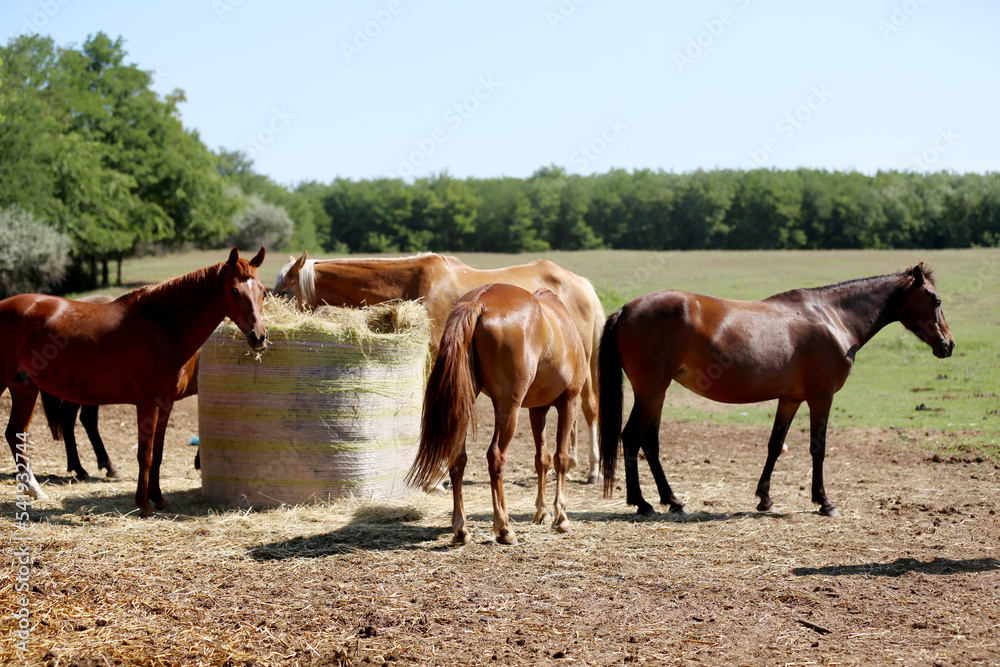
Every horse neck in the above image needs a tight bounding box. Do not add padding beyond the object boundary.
[311,256,439,306]
[820,274,909,349]
[134,264,227,361]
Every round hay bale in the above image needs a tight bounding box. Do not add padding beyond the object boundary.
[198,296,430,508]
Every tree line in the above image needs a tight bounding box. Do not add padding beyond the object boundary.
[1,33,998,297]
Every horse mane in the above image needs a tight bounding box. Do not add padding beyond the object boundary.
[811,265,934,292]
[131,264,222,319]
[297,259,317,305]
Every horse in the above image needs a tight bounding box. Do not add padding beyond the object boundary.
[407,283,587,545]
[598,264,955,518]
[38,351,200,480]
[2,247,266,516]
[274,251,605,483]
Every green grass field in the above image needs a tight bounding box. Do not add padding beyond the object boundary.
[79,247,1000,456]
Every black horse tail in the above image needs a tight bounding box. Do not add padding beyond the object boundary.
[39,387,64,441]
[598,308,625,498]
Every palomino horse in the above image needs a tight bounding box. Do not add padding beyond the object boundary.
[38,351,200,480]
[2,247,266,515]
[407,283,587,545]
[275,251,605,483]
[599,264,954,518]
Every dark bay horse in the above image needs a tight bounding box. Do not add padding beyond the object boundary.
[39,351,200,480]
[274,252,605,484]
[2,247,266,515]
[407,283,587,545]
[599,264,955,518]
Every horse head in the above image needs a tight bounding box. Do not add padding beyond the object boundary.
[223,246,268,351]
[897,263,955,359]
[273,251,310,307]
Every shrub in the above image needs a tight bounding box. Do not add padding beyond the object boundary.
[227,196,294,252]
[0,205,72,298]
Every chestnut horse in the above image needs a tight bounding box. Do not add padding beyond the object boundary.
[38,351,200,480]
[407,284,587,545]
[275,251,605,483]
[599,264,954,518]
[2,247,266,515]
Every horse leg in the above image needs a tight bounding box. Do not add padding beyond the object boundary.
[59,400,89,480]
[551,394,578,533]
[621,401,657,518]
[148,399,174,510]
[528,406,551,525]
[449,443,471,545]
[487,406,520,545]
[134,402,160,517]
[807,393,839,517]
[578,377,601,485]
[4,377,47,499]
[80,405,120,479]
[636,398,686,514]
[755,398,801,512]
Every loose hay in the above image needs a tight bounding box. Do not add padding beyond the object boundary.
[198,296,431,508]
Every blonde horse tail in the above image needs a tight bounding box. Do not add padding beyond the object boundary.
[598,309,624,498]
[407,300,484,491]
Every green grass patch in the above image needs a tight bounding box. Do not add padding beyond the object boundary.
[78,247,999,456]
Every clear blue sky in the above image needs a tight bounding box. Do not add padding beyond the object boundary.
[4,1,998,186]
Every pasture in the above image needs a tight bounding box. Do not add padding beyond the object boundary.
[3,248,999,666]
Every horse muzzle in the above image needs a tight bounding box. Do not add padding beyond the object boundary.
[934,338,955,359]
[247,329,268,351]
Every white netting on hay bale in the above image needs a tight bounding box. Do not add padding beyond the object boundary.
[198,296,430,508]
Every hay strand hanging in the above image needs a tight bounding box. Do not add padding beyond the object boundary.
[198,296,430,508]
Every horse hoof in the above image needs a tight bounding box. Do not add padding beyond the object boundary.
[497,530,519,546]
[102,465,123,480]
[74,470,91,481]
[453,531,472,545]
[551,519,571,533]
[138,506,154,518]
[154,500,170,511]
[669,504,689,515]
[586,472,602,486]
[820,505,840,517]
[29,486,49,501]
[636,506,658,519]
[757,500,774,512]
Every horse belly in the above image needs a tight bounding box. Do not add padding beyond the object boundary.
[673,328,800,404]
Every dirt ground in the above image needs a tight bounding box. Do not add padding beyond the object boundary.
[1,392,999,667]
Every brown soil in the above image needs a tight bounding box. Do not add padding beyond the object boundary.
[2,393,999,666]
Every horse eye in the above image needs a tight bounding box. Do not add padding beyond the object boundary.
[231,287,239,296]
[933,298,941,308]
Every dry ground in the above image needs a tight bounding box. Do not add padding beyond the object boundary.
[1,392,999,667]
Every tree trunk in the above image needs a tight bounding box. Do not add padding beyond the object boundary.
[101,258,109,287]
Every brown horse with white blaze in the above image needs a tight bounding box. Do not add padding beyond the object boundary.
[599,264,954,518]
[407,283,587,545]
[274,251,605,483]
[2,248,266,515]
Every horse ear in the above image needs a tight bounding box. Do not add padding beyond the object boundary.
[911,263,926,286]
[249,246,266,268]
[292,251,307,271]
[227,247,239,266]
